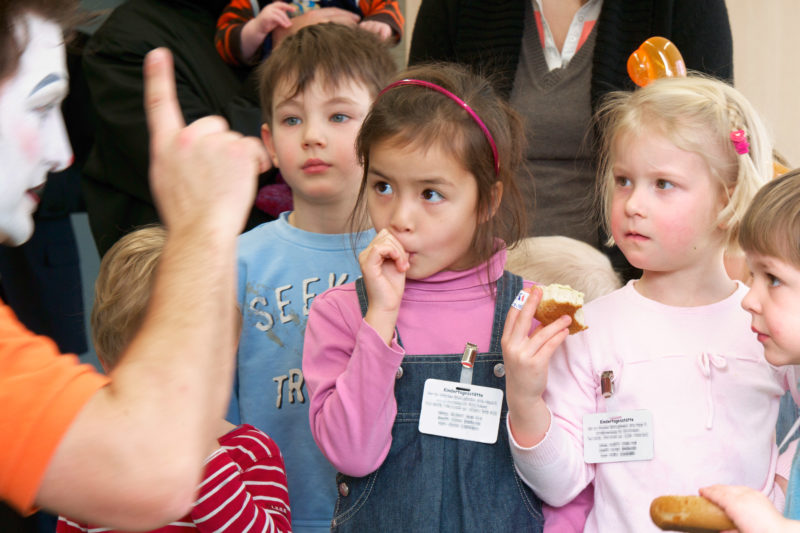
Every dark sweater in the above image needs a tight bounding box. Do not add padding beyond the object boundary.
[408,0,733,106]
[509,1,598,244]
[82,0,272,256]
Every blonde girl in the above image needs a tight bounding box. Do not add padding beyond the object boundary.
[302,63,551,532]
[502,75,797,532]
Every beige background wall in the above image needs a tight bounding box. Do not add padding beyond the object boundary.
[403,0,420,60]
[727,0,799,167]
[401,0,799,168]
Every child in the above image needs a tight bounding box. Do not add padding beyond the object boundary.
[502,75,798,532]
[215,0,403,67]
[701,169,800,532]
[57,226,291,532]
[231,23,396,533]
[506,235,622,303]
[302,62,551,531]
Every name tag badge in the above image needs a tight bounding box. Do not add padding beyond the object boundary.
[583,410,654,463]
[418,378,504,444]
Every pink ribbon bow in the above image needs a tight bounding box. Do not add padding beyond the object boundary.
[730,129,749,155]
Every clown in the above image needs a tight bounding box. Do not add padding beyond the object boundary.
[0,0,269,527]
[0,8,72,246]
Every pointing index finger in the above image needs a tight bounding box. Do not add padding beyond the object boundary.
[144,48,185,150]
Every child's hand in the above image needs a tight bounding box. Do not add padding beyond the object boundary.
[240,3,296,59]
[700,485,797,533]
[272,7,360,48]
[359,229,409,345]
[358,20,393,42]
[253,2,296,35]
[501,286,571,446]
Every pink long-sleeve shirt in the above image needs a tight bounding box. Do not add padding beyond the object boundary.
[303,250,529,476]
[510,280,799,532]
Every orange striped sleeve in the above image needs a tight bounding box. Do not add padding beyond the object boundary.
[359,0,404,40]
[215,0,259,66]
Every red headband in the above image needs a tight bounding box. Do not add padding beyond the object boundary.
[378,79,500,176]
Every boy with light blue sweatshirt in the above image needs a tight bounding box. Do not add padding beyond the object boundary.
[229,23,396,532]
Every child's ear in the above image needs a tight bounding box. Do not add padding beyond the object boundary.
[485,181,504,221]
[716,184,734,230]
[479,181,503,222]
[261,123,280,168]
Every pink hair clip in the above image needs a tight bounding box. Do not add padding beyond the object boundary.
[730,129,749,155]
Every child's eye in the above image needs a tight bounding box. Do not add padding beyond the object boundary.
[655,179,675,190]
[283,116,301,126]
[767,273,782,287]
[374,181,392,195]
[421,189,444,202]
[330,113,349,123]
[614,176,631,188]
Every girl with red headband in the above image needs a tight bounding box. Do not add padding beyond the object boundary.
[302,62,557,531]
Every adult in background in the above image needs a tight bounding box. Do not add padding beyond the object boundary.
[409,0,733,277]
[0,0,268,527]
[82,0,272,256]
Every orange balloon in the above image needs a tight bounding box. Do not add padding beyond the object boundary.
[627,36,687,87]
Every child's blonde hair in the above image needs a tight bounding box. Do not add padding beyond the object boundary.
[352,62,527,271]
[506,236,622,302]
[596,74,772,249]
[739,168,800,269]
[91,225,166,369]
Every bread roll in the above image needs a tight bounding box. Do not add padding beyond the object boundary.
[533,283,587,335]
[650,495,735,532]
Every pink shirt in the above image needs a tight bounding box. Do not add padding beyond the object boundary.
[304,250,597,528]
[510,280,799,532]
[303,250,519,477]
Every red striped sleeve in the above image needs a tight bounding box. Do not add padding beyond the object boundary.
[55,517,89,532]
[190,425,291,532]
[55,425,289,533]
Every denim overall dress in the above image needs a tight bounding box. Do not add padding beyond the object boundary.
[331,272,544,532]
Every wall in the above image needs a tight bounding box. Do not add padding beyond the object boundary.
[404,0,421,61]
[727,0,799,167]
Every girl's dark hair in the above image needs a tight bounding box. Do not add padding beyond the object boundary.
[0,0,79,82]
[353,62,527,273]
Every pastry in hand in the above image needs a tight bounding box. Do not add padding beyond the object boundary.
[650,495,736,533]
[511,283,587,335]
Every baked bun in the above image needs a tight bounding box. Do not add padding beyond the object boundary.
[650,495,735,532]
[534,283,587,335]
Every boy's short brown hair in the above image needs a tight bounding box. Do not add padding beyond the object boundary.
[91,225,167,369]
[257,22,397,125]
[739,168,800,269]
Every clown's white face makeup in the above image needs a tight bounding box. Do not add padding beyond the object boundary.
[0,12,72,246]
